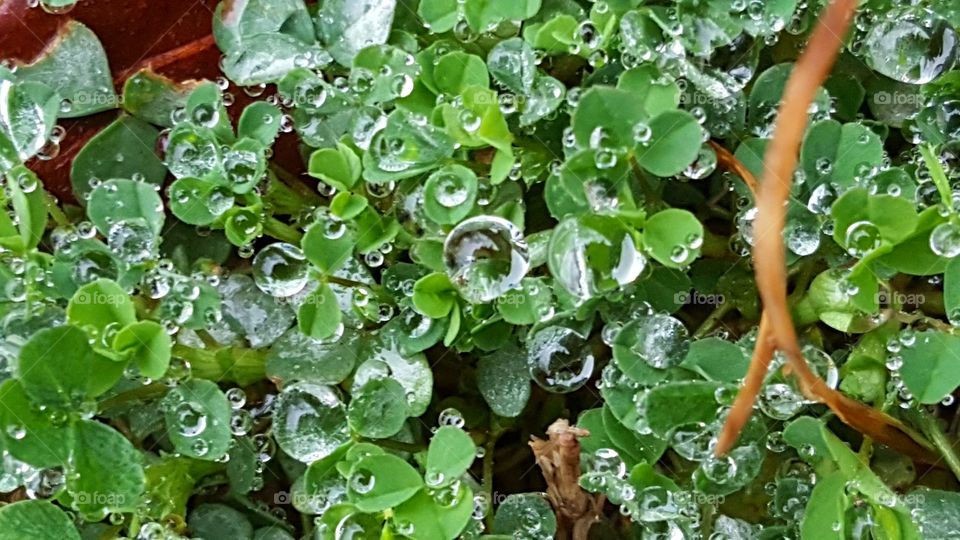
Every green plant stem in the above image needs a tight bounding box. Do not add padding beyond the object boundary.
[361,438,425,453]
[270,164,322,204]
[629,156,662,207]
[920,145,953,214]
[326,275,376,290]
[692,302,733,339]
[915,409,960,482]
[482,430,501,530]
[263,216,302,244]
[171,344,267,386]
[99,382,170,412]
[44,194,70,227]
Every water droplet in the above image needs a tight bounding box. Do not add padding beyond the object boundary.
[527,325,595,393]
[252,243,308,297]
[443,216,529,303]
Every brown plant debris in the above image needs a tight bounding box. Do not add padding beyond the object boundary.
[530,419,605,540]
[715,0,939,464]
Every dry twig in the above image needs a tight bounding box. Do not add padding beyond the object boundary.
[530,419,605,540]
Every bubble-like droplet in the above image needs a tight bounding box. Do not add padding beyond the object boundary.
[863,7,958,85]
[252,243,308,297]
[759,383,804,420]
[527,325,595,393]
[929,222,960,258]
[273,382,349,463]
[844,221,881,257]
[173,401,207,437]
[619,313,690,369]
[108,220,156,264]
[443,216,529,303]
[438,407,465,428]
[350,469,376,494]
[683,145,718,180]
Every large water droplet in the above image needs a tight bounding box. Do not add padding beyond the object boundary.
[864,7,958,85]
[443,216,529,303]
[252,243,309,297]
[273,382,349,463]
[527,325,595,393]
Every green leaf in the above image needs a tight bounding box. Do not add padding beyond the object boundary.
[330,192,368,220]
[16,21,116,118]
[801,120,883,190]
[496,277,554,325]
[86,178,165,237]
[188,503,254,540]
[238,101,282,146]
[67,279,137,332]
[681,337,749,382]
[71,115,167,200]
[492,494,557,537]
[487,38,538,94]
[267,326,359,385]
[427,426,476,486]
[309,144,361,191]
[122,69,195,127]
[643,381,723,433]
[355,342,433,417]
[347,377,409,438]
[224,207,263,246]
[528,14,579,53]
[830,188,919,249]
[617,65,681,116]
[800,472,848,539]
[423,164,478,225]
[0,80,60,171]
[433,52,490,95]
[464,0,542,32]
[899,331,960,404]
[317,0,397,66]
[353,44,421,105]
[346,453,423,512]
[572,87,647,149]
[904,488,960,539]
[635,110,703,177]
[5,166,48,250]
[601,405,666,465]
[0,380,71,468]
[298,283,342,339]
[945,257,960,323]
[643,208,704,268]
[302,217,355,274]
[18,325,124,408]
[113,320,172,379]
[68,419,145,514]
[0,500,81,540]
[393,486,475,540]
[163,379,232,461]
[418,0,459,33]
[362,109,456,183]
[413,272,458,318]
[476,345,530,417]
[879,207,949,276]
[169,177,235,225]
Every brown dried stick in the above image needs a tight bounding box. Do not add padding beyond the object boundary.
[530,420,605,540]
[715,0,939,463]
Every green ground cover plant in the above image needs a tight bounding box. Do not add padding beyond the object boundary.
[0,0,959,538]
